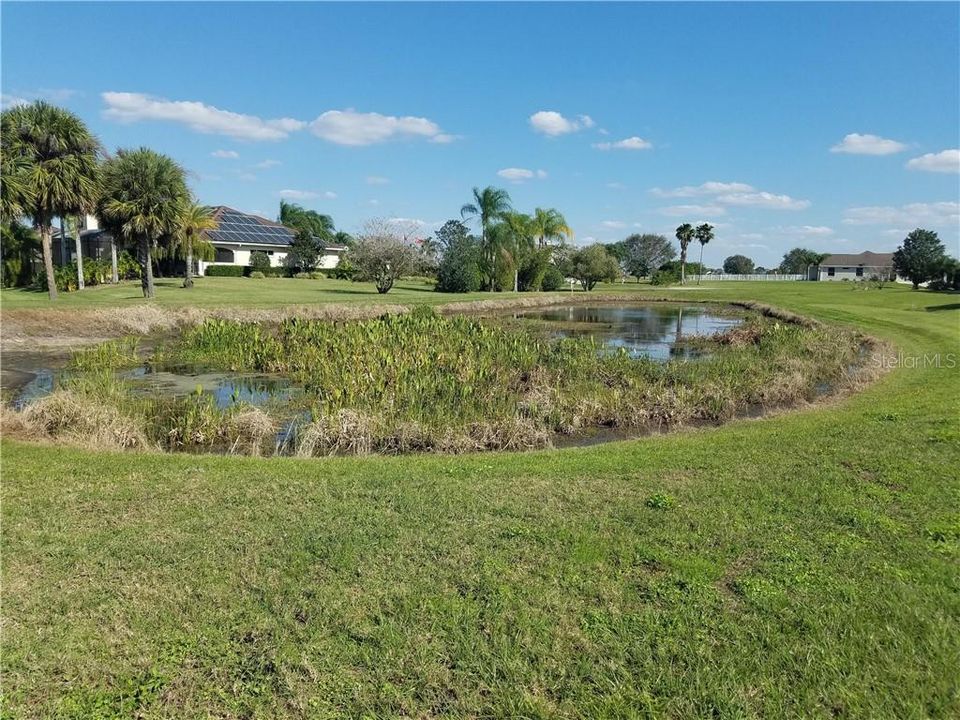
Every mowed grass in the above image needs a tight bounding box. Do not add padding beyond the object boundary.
[0,275,495,309]
[2,282,959,718]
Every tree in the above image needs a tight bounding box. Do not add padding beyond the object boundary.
[99,148,189,298]
[435,219,471,252]
[495,211,536,292]
[570,243,620,291]
[675,223,695,284]
[893,228,947,289]
[333,230,355,248]
[435,234,482,293]
[780,247,828,275]
[1,101,102,300]
[530,207,573,248]
[694,223,714,285]
[0,222,40,287]
[170,201,217,288]
[619,233,676,281]
[289,227,322,270]
[461,186,512,290]
[723,254,755,274]
[279,199,335,241]
[350,219,418,294]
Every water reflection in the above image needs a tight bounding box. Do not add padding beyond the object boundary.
[512,304,740,361]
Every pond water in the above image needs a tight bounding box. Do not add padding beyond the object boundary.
[9,364,297,410]
[507,304,742,360]
[3,303,740,409]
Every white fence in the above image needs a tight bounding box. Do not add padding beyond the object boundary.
[688,274,807,282]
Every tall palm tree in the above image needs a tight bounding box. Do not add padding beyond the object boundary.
[694,223,714,285]
[675,223,695,285]
[498,212,536,292]
[98,148,189,298]
[461,186,512,290]
[531,207,573,248]
[172,201,218,288]
[1,101,102,300]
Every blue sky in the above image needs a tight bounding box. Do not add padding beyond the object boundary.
[3,1,958,267]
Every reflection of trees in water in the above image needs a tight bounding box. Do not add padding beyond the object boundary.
[517,305,726,358]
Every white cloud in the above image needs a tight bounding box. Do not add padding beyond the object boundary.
[659,204,727,217]
[830,133,907,155]
[366,176,390,185]
[906,149,960,174]
[2,88,78,109]
[211,149,239,159]
[309,109,451,146]
[497,167,547,183]
[253,159,281,169]
[278,189,318,200]
[842,201,959,227]
[651,181,755,198]
[715,192,810,210]
[237,172,256,182]
[606,182,626,190]
[593,136,652,151]
[529,110,595,136]
[323,191,337,199]
[1,94,29,109]
[771,225,834,237]
[650,181,808,210]
[602,220,627,229]
[102,92,305,141]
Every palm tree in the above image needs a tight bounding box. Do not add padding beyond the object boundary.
[461,186,512,290]
[694,223,714,285]
[65,215,85,289]
[531,207,573,248]
[1,101,102,300]
[172,201,218,288]
[279,199,335,241]
[498,212,536,292]
[675,223,695,285]
[99,148,189,298]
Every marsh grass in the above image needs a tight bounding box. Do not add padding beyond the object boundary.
[3,305,872,455]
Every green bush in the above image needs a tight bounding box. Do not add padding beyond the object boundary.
[327,258,355,280]
[650,269,679,286]
[436,237,482,293]
[205,265,244,277]
[540,266,566,292]
[248,271,266,279]
[249,251,271,274]
[294,271,324,280]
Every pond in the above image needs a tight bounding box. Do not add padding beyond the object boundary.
[2,300,868,458]
[506,304,742,360]
[3,303,741,410]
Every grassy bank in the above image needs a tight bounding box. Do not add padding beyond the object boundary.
[2,283,959,718]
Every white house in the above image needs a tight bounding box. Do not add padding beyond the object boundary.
[198,206,346,275]
[815,251,895,281]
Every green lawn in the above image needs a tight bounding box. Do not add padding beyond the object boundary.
[0,276,499,310]
[2,282,959,718]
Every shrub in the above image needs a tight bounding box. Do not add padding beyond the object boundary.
[249,271,266,279]
[650,269,679,286]
[570,244,619,291]
[294,271,324,279]
[541,266,566,291]
[436,236,482,293]
[249,251,271,273]
[518,248,552,291]
[328,257,355,280]
[205,265,244,277]
[351,220,418,294]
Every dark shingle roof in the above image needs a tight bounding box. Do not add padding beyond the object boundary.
[820,251,894,266]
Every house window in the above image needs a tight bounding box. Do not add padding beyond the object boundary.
[827,267,835,277]
[856,267,864,277]
[214,247,234,263]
